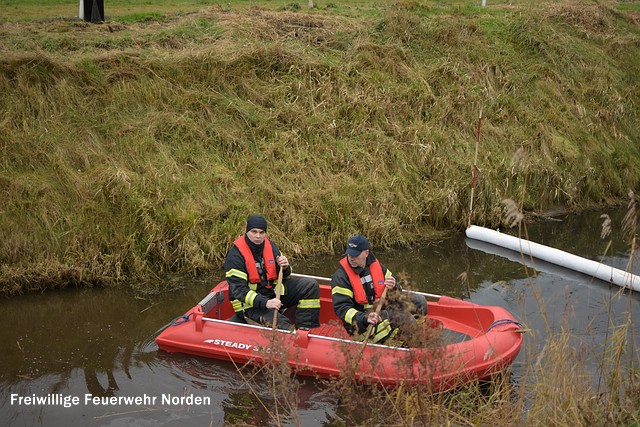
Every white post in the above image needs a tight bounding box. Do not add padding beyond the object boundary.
[78,0,84,19]
[308,0,314,9]
[482,0,486,6]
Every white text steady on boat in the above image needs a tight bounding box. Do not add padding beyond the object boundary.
[203,339,252,350]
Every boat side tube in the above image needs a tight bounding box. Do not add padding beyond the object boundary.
[291,273,442,299]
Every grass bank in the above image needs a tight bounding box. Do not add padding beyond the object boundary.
[1,0,640,293]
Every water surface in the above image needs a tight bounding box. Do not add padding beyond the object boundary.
[2,208,639,426]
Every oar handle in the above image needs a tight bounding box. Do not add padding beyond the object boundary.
[373,287,388,315]
[272,262,284,330]
[353,286,390,367]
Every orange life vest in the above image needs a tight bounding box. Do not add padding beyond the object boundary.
[339,257,385,305]
[233,236,278,284]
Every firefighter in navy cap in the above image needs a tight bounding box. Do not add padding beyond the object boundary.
[224,214,320,330]
[331,235,427,344]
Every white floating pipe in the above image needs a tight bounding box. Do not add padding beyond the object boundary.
[466,225,640,292]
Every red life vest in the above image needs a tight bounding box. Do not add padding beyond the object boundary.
[339,257,386,305]
[233,236,278,284]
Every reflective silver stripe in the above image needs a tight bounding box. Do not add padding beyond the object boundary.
[371,319,392,343]
[231,299,244,312]
[345,308,359,325]
[332,286,353,298]
[297,299,320,309]
[278,282,287,296]
[245,290,258,307]
[226,268,248,281]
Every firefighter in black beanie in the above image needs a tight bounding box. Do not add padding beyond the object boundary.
[224,214,320,330]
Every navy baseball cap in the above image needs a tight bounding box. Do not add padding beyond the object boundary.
[345,235,369,256]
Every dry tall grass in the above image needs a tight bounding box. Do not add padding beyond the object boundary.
[1,0,640,293]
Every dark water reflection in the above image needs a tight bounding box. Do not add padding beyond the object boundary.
[1,208,640,426]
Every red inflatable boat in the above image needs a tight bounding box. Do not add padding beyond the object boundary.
[156,273,524,390]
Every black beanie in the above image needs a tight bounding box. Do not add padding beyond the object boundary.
[246,214,268,232]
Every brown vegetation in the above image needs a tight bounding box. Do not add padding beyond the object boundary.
[1,1,639,294]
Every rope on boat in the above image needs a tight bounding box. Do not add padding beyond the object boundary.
[170,313,193,326]
[486,318,524,332]
[149,313,194,340]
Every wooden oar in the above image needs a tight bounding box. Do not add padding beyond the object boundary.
[272,262,284,331]
[269,260,285,424]
[354,286,389,364]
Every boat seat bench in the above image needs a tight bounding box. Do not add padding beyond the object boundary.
[198,292,221,315]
